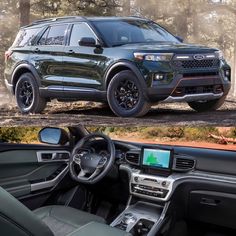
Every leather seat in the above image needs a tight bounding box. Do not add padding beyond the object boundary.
[0,186,130,236]
[34,205,105,236]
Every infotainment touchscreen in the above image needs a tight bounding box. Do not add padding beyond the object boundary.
[142,148,172,170]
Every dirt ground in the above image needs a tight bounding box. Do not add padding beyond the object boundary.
[0,87,236,127]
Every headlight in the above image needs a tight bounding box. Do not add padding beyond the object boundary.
[215,50,224,60]
[134,53,173,61]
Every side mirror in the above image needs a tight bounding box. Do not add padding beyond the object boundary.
[79,37,99,47]
[38,127,69,145]
[175,36,184,43]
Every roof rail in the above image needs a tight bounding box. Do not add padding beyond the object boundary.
[128,15,145,19]
[31,16,87,26]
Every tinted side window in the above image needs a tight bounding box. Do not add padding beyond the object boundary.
[38,25,67,46]
[38,28,50,45]
[12,28,40,47]
[69,23,96,46]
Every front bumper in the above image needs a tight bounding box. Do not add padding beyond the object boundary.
[163,92,223,103]
[136,53,231,103]
[145,74,231,103]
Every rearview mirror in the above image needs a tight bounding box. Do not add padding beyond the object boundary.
[175,36,184,43]
[38,127,69,145]
[79,37,98,47]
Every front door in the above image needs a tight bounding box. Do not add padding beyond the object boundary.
[63,22,106,92]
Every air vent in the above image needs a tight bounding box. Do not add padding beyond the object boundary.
[174,156,195,171]
[125,151,140,165]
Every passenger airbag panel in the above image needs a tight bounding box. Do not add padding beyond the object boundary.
[188,190,236,229]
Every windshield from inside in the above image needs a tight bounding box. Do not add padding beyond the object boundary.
[92,19,180,47]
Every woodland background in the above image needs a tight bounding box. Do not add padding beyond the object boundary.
[0,0,236,96]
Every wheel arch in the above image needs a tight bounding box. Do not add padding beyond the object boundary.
[11,64,41,94]
[104,61,147,90]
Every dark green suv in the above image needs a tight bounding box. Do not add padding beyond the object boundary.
[4,16,231,117]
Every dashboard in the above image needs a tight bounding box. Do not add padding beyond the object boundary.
[107,140,236,202]
[72,137,236,229]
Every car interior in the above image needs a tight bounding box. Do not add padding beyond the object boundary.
[0,126,236,236]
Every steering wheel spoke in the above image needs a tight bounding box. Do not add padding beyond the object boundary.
[78,169,86,178]
[88,168,102,181]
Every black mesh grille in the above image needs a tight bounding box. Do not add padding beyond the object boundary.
[172,59,220,70]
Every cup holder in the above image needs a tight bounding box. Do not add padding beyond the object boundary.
[130,219,155,236]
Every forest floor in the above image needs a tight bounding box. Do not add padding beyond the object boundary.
[0,86,236,127]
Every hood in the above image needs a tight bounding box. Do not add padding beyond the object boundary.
[118,42,218,54]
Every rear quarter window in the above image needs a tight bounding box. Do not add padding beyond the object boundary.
[12,27,41,47]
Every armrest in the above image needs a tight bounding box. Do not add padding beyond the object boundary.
[68,222,132,236]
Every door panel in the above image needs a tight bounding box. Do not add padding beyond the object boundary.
[0,143,70,202]
[62,22,107,90]
[29,24,69,89]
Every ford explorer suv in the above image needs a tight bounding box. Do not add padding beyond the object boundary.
[4,16,231,117]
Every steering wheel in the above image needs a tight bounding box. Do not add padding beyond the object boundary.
[69,133,115,184]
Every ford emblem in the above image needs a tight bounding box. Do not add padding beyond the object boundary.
[193,54,205,60]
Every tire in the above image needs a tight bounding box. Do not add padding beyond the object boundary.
[188,95,226,112]
[107,70,150,117]
[15,73,47,114]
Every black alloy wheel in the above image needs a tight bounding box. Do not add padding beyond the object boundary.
[107,70,150,117]
[115,79,139,110]
[15,73,47,114]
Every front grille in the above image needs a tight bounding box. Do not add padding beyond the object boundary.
[172,59,220,70]
[183,72,218,77]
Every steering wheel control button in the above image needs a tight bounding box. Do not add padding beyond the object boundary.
[134,176,139,182]
[97,157,108,168]
[73,154,81,165]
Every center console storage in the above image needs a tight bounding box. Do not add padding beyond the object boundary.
[111,201,168,236]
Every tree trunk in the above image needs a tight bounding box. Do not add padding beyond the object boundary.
[19,0,30,27]
[123,0,131,16]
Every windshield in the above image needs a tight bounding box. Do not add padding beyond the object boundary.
[92,19,179,47]
[87,127,236,151]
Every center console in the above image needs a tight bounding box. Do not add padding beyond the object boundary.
[111,201,169,236]
[111,147,175,235]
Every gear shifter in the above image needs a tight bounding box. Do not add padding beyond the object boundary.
[122,213,137,225]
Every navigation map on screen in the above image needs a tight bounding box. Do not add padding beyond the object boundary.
[142,148,171,169]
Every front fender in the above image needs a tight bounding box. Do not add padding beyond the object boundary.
[104,60,149,96]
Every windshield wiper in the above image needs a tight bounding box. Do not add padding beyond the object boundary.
[111,43,130,47]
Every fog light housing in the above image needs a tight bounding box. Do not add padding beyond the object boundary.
[224,69,231,81]
[154,74,165,81]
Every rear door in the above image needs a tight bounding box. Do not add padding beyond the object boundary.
[62,22,106,92]
[29,24,69,90]
[0,142,72,210]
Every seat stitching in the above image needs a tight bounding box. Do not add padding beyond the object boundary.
[66,222,94,236]
[48,206,100,228]
[48,210,79,228]
[0,212,34,236]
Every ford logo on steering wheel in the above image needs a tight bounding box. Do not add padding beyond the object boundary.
[193,54,205,60]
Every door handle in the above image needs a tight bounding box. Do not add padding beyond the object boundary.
[68,49,75,54]
[200,198,220,206]
[34,48,40,53]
